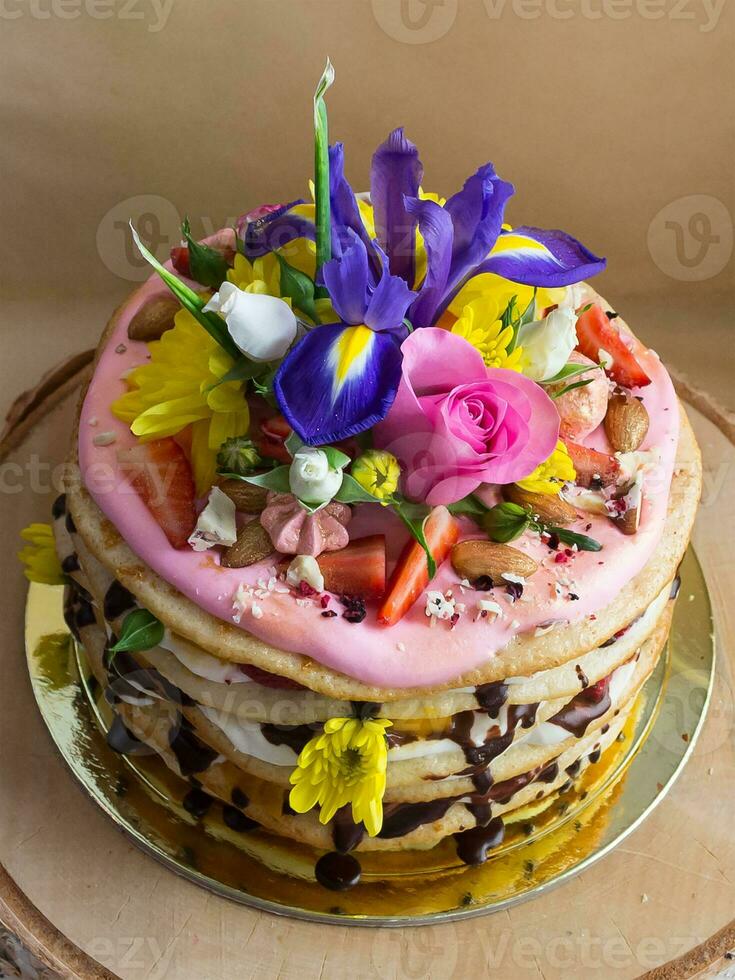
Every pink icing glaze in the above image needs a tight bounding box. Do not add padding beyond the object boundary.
[78,259,680,689]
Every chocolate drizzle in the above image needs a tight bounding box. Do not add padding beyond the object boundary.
[314,852,361,891]
[474,681,509,716]
[331,806,365,853]
[378,798,457,839]
[183,788,214,819]
[168,717,219,777]
[549,688,612,738]
[103,581,137,621]
[454,817,505,865]
[261,723,315,755]
[52,493,67,520]
[222,804,259,832]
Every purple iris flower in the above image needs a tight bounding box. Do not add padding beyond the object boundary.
[239,129,606,442]
[274,233,414,445]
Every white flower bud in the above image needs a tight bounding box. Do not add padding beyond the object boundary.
[289,448,343,505]
[517,307,579,382]
[203,282,297,362]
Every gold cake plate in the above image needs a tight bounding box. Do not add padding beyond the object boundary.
[25,548,714,927]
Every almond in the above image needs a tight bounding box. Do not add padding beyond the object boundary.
[219,479,269,513]
[221,520,274,568]
[604,391,649,453]
[450,540,539,581]
[502,486,577,526]
[609,474,643,536]
[127,295,180,342]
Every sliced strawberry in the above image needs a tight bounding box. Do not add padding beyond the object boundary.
[119,438,196,549]
[566,441,621,488]
[255,415,293,463]
[576,304,651,389]
[238,664,306,690]
[582,674,611,705]
[170,245,191,278]
[317,535,387,599]
[377,506,460,627]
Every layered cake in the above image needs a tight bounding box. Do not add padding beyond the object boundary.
[22,66,701,892]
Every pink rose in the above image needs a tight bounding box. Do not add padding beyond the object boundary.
[374,328,559,505]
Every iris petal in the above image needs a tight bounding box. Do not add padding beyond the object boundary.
[370,128,423,286]
[474,226,606,287]
[405,196,454,328]
[274,322,404,444]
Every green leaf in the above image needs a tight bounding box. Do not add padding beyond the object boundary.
[277,253,318,321]
[108,609,164,656]
[394,502,436,578]
[284,431,304,459]
[237,466,292,494]
[334,472,380,505]
[181,217,230,289]
[447,494,488,517]
[577,302,593,315]
[482,502,531,543]
[550,527,603,552]
[321,445,350,471]
[549,378,595,399]
[519,290,538,327]
[313,58,334,296]
[129,223,241,362]
[543,361,600,385]
[207,357,269,391]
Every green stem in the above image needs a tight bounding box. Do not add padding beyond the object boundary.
[313,58,334,298]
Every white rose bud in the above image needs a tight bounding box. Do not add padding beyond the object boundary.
[517,307,579,382]
[289,448,343,505]
[203,282,297,362]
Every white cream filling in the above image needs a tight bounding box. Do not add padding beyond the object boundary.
[199,706,295,766]
[159,631,252,685]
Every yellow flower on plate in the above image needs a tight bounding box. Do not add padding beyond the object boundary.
[451,297,524,371]
[18,523,65,585]
[112,310,250,495]
[289,716,392,836]
[515,440,576,496]
[351,450,401,503]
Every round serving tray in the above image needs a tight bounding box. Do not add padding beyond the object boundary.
[23,548,714,927]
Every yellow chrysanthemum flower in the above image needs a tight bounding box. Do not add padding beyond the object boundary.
[289,716,392,836]
[18,523,65,585]
[112,310,250,495]
[227,252,282,296]
[351,450,401,503]
[515,440,576,496]
[451,297,524,371]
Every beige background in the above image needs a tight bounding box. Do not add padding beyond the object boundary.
[2,0,734,409]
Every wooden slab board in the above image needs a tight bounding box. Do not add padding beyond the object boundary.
[1,370,733,980]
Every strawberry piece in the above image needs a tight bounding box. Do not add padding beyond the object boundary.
[170,245,191,278]
[377,506,460,627]
[119,438,196,549]
[566,441,621,488]
[255,414,293,463]
[583,674,611,705]
[317,535,387,599]
[238,664,306,690]
[576,305,651,389]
